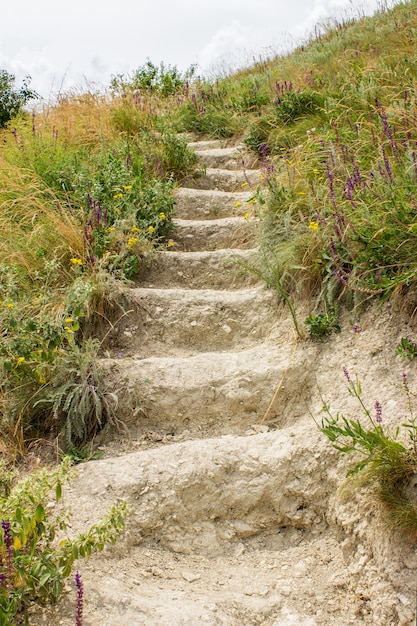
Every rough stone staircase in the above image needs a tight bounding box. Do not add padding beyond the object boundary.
[38,141,411,626]
[104,140,306,438]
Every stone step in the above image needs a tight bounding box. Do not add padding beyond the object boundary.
[55,427,351,626]
[103,338,310,434]
[174,188,255,220]
[193,146,259,170]
[137,248,261,290]
[172,217,257,251]
[107,286,276,358]
[187,139,224,150]
[183,168,263,192]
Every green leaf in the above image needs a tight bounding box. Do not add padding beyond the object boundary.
[15,508,23,525]
[56,481,62,502]
[34,504,45,523]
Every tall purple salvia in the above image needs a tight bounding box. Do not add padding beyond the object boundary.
[342,367,352,384]
[374,401,383,423]
[1,520,13,590]
[75,570,84,626]
[327,168,337,210]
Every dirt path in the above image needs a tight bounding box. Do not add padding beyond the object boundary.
[33,141,417,625]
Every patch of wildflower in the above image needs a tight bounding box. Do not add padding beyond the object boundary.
[70,258,83,266]
[127,237,138,250]
[122,185,132,191]
[234,201,241,208]
[167,240,175,247]
[148,225,155,234]
[159,212,166,220]
[318,369,417,536]
[308,221,319,231]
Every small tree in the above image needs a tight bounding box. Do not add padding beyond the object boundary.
[0,70,38,128]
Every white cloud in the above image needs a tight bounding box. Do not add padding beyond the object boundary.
[0,0,386,97]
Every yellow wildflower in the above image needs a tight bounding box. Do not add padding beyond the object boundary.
[113,193,123,199]
[127,237,138,250]
[70,258,83,266]
[131,226,141,233]
[13,537,22,550]
[308,221,319,231]
[298,192,306,196]
[286,159,293,165]
[313,169,320,175]
[244,212,251,220]
[16,357,25,365]
[234,201,241,208]
[148,225,155,233]
[241,182,249,188]
[123,185,133,191]
[65,318,74,324]
[107,226,116,232]
[7,303,14,309]
[167,240,175,248]
[247,198,256,204]
[159,212,166,220]
[64,326,74,333]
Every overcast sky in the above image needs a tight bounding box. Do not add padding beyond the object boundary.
[1,0,384,98]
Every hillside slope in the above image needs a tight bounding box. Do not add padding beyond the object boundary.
[31,140,417,626]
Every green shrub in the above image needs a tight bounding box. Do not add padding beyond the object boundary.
[318,369,417,536]
[35,338,121,450]
[110,59,196,97]
[395,337,417,361]
[274,90,325,125]
[305,309,341,341]
[0,457,127,624]
[175,101,238,138]
[0,70,37,128]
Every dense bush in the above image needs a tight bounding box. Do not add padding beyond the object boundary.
[0,70,37,128]
[110,59,196,97]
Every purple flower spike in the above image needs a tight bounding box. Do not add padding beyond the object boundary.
[374,401,383,423]
[1,520,13,589]
[342,367,352,384]
[75,570,84,626]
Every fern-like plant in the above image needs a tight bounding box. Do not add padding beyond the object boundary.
[36,338,120,450]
